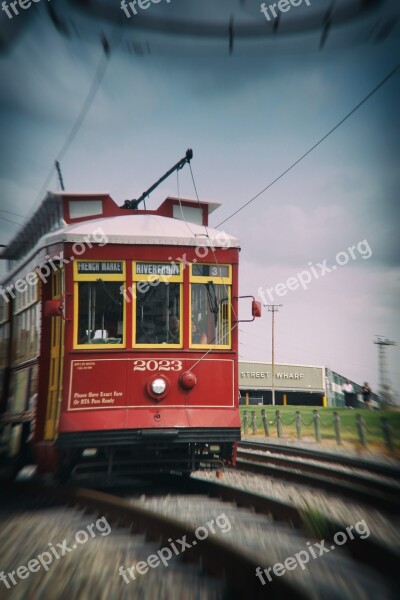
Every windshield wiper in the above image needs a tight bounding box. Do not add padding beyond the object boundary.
[96,279,121,306]
[205,281,219,326]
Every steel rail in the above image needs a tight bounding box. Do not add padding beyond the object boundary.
[8,482,307,600]
[239,441,400,480]
[237,449,400,496]
[162,475,400,587]
[5,477,400,594]
[235,457,399,514]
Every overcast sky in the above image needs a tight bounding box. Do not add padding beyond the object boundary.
[0,0,399,397]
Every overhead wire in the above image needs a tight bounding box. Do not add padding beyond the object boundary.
[217,63,400,228]
[174,168,224,365]
[0,216,23,226]
[0,209,25,219]
[214,63,400,389]
[186,163,241,371]
[193,64,400,378]
[175,168,219,355]
[27,32,118,221]
[189,162,238,321]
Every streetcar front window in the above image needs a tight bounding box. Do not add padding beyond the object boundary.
[191,283,230,347]
[77,281,124,345]
[135,282,181,346]
[190,263,232,349]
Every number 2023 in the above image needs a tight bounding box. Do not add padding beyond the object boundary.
[133,359,183,372]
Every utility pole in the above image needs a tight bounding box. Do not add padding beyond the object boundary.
[374,336,397,405]
[264,304,282,406]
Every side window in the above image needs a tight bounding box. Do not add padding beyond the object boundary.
[74,261,125,348]
[133,262,183,347]
[190,264,231,348]
[10,275,39,364]
[0,298,9,375]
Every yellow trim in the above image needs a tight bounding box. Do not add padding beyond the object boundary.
[74,260,126,281]
[73,283,78,348]
[133,281,183,348]
[73,281,126,349]
[189,284,231,349]
[190,343,231,349]
[133,260,183,283]
[190,275,231,285]
[44,269,65,441]
[190,263,232,284]
[133,342,183,349]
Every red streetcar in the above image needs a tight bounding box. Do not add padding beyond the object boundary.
[0,152,260,479]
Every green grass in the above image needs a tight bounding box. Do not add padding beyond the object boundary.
[300,507,336,539]
[240,405,400,454]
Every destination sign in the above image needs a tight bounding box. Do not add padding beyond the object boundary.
[77,262,123,274]
[192,264,229,277]
[136,263,180,276]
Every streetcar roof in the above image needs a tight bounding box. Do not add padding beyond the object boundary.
[43,213,240,248]
[1,192,229,262]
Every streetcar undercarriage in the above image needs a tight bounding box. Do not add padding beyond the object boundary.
[57,428,240,479]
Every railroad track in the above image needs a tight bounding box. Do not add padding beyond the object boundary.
[3,482,303,600]
[239,441,400,479]
[180,475,400,587]
[4,478,399,600]
[236,442,400,514]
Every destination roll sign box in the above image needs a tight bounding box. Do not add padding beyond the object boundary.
[77,262,123,274]
[136,263,180,276]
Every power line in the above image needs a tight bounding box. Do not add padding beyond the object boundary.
[28,35,115,219]
[0,209,25,219]
[217,63,400,228]
[0,216,22,226]
[56,50,111,164]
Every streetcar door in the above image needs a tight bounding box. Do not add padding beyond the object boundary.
[44,268,65,441]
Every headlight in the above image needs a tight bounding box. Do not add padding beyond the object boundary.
[151,378,167,395]
[82,448,98,457]
[146,375,169,401]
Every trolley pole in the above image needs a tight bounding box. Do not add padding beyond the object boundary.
[265,304,282,406]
